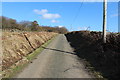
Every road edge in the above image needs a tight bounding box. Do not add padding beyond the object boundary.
[3,34,58,78]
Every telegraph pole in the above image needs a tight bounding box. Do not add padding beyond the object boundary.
[103,0,107,43]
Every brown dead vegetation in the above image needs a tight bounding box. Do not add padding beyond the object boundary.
[65,31,120,80]
[2,32,57,71]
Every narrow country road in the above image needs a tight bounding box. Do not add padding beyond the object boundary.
[15,34,93,78]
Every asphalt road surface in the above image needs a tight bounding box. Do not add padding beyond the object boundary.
[15,34,93,78]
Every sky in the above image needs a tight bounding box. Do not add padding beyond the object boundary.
[2,2,118,32]
[2,0,120,2]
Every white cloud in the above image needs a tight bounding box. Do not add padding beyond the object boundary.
[110,13,119,18]
[78,27,88,30]
[34,9,61,19]
[58,26,64,28]
[51,20,59,23]
[34,9,48,15]
[43,13,60,19]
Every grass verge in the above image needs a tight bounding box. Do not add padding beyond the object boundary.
[3,35,57,78]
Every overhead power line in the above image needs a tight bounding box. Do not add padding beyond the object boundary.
[70,0,84,31]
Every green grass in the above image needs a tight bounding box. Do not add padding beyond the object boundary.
[3,35,57,78]
[26,38,54,61]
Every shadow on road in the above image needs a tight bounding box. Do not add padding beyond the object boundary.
[42,46,75,55]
